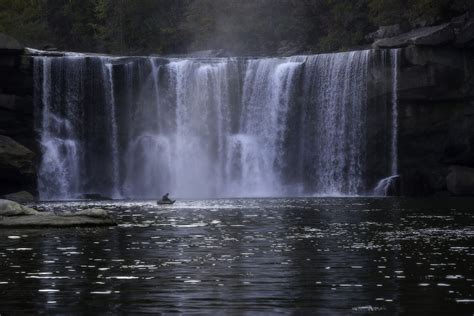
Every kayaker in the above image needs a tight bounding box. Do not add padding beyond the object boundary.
[161,193,172,202]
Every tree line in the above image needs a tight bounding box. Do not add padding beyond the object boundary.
[0,0,472,55]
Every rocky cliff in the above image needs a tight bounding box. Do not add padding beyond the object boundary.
[398,46,474,196]
[368,14,474,196]
[0,34,36,196]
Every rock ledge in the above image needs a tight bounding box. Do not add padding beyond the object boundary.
[0,199,116,227]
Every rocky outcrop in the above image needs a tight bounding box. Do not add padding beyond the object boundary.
[364,15,474,196]
[372,13,474,50]
[394,46,474,196]
[373,23,455,48]
[0,34,36,196]
[0,199,37,216]
[0,135,36,195]
[446,166,474,196]
[366,24,404,42]
[0,199,116,227]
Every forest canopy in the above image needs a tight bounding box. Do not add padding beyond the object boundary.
[0,0,473,55]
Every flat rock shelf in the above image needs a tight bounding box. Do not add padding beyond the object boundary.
[0,200,116,227]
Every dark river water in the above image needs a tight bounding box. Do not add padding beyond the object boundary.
[0,198,473,315]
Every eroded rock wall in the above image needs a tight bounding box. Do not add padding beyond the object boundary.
[397,46,474,196]
[0,34,36,196]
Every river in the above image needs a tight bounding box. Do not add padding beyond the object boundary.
[0,197,473,314]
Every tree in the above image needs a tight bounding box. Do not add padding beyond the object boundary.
[0,0,49,47]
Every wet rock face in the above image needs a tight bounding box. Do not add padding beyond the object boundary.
[0,34,36,196]
[373,23,455,48]
[396,46,474,196]
[372,14,474,50]
[0,135,36,195]
[447,166,474,196]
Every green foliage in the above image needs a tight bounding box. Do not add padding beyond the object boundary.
[0,0,472,55]
[0,0,49,46]
[367,0,407,25]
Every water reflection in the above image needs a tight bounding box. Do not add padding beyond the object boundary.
[0,198,473,314]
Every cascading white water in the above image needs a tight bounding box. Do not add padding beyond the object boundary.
[34,50,399,200]
[36,57,84,200]
[233,59,303,196]
[301,51,370,195]
[102,60,122,198]
[373,48,400,196]
[390,49,400,176]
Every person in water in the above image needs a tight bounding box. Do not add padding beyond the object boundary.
[161,193,172,202]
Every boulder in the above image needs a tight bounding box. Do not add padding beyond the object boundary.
[2,191,35,203]
[0,135,35,180]
[373,175,401,196]
[0,33,22,52]
[373,23,455,48]
[0,199,38,216]
[446,166,474,196]
[0,200,116,227]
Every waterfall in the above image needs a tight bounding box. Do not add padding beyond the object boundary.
[300,51,370,195]
[34,50,396,200]
[233,59,303,196]
[373,48,400,196]
[102,60,121,198]
[390,49,400,176]
[35,57,84,200]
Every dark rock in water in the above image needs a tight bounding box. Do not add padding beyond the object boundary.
[0,200,116,227]
[82,193,113,200]
[373,23,455,48]
[447,166,474,196]
[0,135,36,195]
[2,191,35,203]
[373,175,401,196]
